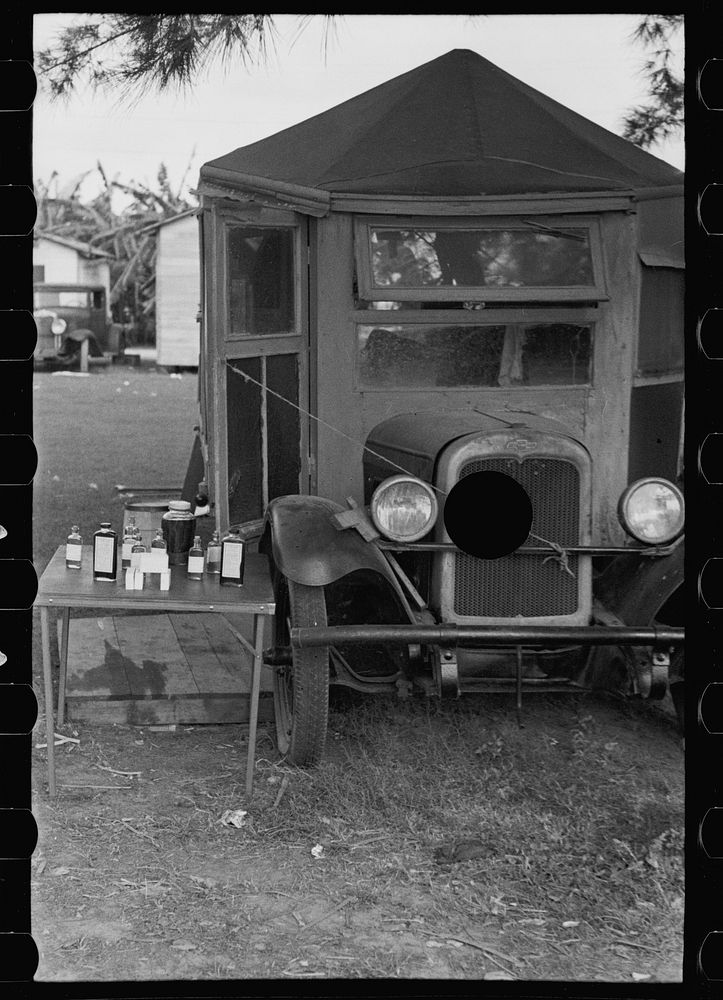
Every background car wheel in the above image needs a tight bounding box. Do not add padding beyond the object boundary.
[272,576,329,766]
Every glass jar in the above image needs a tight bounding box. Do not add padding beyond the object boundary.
[161,501,197,566]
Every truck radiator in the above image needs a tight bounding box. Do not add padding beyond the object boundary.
[453,457,580,618]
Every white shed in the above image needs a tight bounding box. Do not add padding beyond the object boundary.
[154,210,200,368]
[33,233,112,314]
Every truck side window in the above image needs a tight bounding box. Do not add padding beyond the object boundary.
[637,264,684,375]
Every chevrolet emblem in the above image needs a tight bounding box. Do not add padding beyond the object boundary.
[505,438,536,454]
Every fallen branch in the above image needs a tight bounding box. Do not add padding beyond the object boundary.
[120,818,160,847]
[417,927,523,969]
[60,783,132,790]
[35,733,81,749]
[611,937,660,953]
[296,898,353,934]
[272,774,290,809]
[94,764,142,777]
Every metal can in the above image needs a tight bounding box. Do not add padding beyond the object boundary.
[161,501,197,566]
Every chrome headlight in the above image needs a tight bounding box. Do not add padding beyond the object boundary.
[617,478,684,545]
[370,474,438,542]
[51,317,67,335]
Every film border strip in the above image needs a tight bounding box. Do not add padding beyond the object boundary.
[695,7,723,992]
[0,9,717,995]
[0,10,40,984]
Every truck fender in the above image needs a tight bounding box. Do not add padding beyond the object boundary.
[259,494,412,607]
[260,495,416,685]
[593,541,684,626]
[584,541,684,696]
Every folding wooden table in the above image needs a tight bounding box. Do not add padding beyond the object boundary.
[36,546,275,797]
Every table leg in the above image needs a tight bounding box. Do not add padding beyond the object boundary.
[57,608,70,726]
[245,614,265,799]
[39,606,57,798]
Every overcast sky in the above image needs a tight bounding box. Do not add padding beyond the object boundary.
[33,13,684,205]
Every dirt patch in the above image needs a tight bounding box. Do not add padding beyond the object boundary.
[30,368,684,982]
[32,693,684,983]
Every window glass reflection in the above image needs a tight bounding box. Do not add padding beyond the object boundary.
[370,228,594,289]
[358,323,592,387]
[228,227,294,336]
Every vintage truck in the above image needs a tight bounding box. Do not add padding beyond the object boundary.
[33,282,126,368]
[193,49,685,764]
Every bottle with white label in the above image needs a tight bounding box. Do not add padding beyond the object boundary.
[220,528,245,587]
[151,529,167,551]
[93,522,118,581]
[121,516,137,568]
[65,525,83,570]
[205,530,222,575]
[130,533,146,569]
[187,535,204,581]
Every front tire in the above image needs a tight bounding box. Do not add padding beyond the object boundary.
[272,576,329,766]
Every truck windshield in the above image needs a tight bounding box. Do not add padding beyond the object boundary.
[34,290,92,308]
[369,227,595,290]
[357,322,592,388]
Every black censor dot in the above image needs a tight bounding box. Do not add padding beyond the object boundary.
[443,470,533,559]
[700,809,723,859]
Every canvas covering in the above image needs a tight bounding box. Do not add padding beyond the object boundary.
[201,49,683,201]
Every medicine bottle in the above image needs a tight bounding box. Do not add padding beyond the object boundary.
[187,536,205,581]
[220,528,245,587]
[66,525,82,570]
[205,530,222,574]
[93,522,118,582]
[121,516,137,568]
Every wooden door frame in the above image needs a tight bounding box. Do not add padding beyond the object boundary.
[202,198,311,532]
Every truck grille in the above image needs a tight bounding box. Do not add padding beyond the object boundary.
[453,457,579,618]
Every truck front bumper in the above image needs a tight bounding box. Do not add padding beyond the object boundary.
[290,624,683,649]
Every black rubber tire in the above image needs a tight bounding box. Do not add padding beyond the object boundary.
[272,576,329,766]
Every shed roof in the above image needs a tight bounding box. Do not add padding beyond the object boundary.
[201,48,682,204]
[137,208,198,235]
[35,232,113,259]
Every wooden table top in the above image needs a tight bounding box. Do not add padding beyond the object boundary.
[36,546,276,615]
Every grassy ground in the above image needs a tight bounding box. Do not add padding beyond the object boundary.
[31,365,684,983]
[32,366,197,574]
